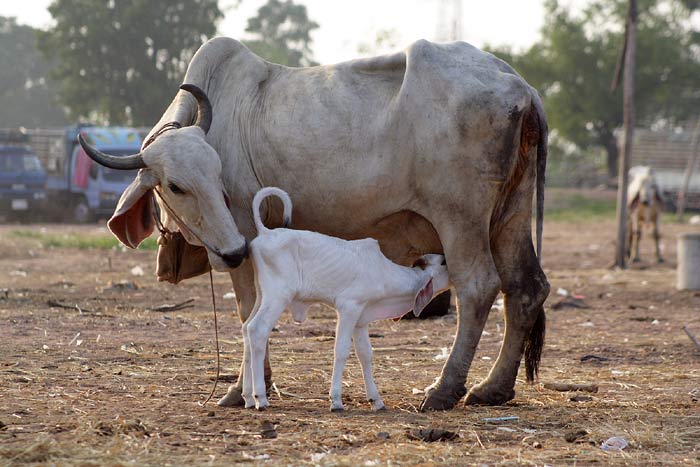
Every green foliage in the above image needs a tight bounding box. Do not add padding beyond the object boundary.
[244,0,319,67]
[37,0,223,126]
[545,192,617,222]
[10,229,158,250]
[0,17,68,127]
[488,0,700,178]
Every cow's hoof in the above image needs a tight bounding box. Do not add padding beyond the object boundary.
[217,386,245,407]
[420,385,466,411]
[657,257,665,264]
[465,385,515,406]
[632,257,641,263]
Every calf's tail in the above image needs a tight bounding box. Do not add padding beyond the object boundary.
[252,187,293,234]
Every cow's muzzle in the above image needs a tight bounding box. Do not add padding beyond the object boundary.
[220,241,249,268]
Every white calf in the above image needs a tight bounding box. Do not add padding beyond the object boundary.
[241,187,450,411]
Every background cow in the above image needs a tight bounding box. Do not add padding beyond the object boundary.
[627,165,664,263]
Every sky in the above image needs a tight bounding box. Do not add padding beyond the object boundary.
[1,0,583,64]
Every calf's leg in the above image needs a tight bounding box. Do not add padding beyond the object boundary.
[352,325,385,411]
[330,308,361,412]
[218,262,274,407]
[246,296,286,411]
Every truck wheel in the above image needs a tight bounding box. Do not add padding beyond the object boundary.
[71,198,92,224]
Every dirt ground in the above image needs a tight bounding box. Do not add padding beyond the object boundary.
[1,218,699,467]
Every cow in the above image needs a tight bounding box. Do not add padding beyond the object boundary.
[78,37,549,411]
[627,166,664,263]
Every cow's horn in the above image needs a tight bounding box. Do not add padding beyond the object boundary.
[180,84,212,134]
[77,133,146,170]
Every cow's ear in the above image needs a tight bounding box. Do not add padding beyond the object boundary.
[413,278,434,317]
[108,170,158,248]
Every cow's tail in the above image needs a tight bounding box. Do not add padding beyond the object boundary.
[524,90,548,383]
[252,187,293,235]
[533,92,547,262]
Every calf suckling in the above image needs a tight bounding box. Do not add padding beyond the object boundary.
[626,166,664,263]
[241,187,451,411]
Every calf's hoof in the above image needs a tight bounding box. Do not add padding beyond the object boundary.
[217,385,245,407]
[419,385,466,411]
[254,396,269,411]
[330,402,345,412]
[370,399,386,412]
[464,384,515,406]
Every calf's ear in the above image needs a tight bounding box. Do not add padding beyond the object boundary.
[413,278,434,317]
[108,170,158,249]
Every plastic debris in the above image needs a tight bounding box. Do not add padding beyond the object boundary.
[130,265,144,276]
[601,436,628,451]
[433,347,450,360]
[689,215,700,225]
[556,287,569,296]
[411,387,424,394]
[223,292,236,300]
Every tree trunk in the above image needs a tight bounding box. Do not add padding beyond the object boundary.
[614,0,637,269]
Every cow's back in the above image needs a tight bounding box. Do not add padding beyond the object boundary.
[252,40,534,230]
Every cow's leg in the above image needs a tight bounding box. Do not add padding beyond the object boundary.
[421,227,501,411]
[465,230,549,405]
[352,324,385,411]
[218,261,273,407]
[652,209,664,263]
[625,216,633,259]
[631,210,643,262]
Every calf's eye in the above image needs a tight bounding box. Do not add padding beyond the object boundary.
[169,182,185,195]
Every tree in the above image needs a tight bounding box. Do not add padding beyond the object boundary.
[37,0,223,126]
[490,0,700,179]
[0,17,68,128]
[244,0,319,67]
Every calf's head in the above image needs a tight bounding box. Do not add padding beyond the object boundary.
[78,84,248,271]
[412,254,450,317]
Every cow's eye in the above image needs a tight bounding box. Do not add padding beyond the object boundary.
[168,183,185,195]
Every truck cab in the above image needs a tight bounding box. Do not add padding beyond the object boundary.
[0,131,47,221]
[48,126,142,222]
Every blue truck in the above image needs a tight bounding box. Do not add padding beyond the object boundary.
[21,126,144,222]
[0,130,47,222]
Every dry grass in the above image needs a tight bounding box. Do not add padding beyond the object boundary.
[1,217,699,466]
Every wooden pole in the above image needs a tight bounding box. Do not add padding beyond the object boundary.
[614,0,637,269]
[676,116,700,222]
